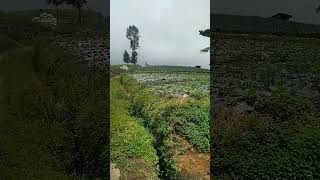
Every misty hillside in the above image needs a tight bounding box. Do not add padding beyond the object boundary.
[211,14,320,35]
[0,9,109,43]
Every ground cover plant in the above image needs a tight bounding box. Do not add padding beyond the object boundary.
[130,66,209,98]
[211,29,320,179]
[111,66,210,179]
[0,9,109,179]
[110,76,159,179]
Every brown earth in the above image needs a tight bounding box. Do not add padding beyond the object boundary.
[170,135,210,180]
[118,159,159,180]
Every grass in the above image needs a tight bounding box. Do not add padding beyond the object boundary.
[212,114,320,179]
[211,29,320,179]
[0,8,109,179]
[0,46,70,179]
[0,37,108,179]
[119,71,209,179]
[110,76,159,179]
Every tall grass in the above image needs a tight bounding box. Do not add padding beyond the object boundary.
[0,39,108,179]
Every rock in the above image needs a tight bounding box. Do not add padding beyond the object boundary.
[120,66,128,71]
[182,94,189,98]
[32,13,57,30]
[110,163,121,180]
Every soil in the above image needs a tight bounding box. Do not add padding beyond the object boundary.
[173,136,210,180]
[110,163,121,180]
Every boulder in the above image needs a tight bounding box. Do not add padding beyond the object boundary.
[120,65,129,71]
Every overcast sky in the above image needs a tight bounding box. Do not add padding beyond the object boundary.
[212,0,320,24]
[111,0,210,68]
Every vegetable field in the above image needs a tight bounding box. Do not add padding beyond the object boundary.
[111,65,210,179]
[211,32,320,179]
[130,66,209,98]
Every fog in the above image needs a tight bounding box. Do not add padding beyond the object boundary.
[111,0,210,68]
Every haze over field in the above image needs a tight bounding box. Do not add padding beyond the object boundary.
[111,0,210,68]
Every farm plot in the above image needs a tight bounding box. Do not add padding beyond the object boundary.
[130,71,209,97]
[212,33,320,110]
[211,32,320,179]
[118,66,210,179]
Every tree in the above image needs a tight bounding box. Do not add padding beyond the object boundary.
[66,0,87,24]
[46,0,65,22]
[126,25,140,50]
[317,5,320,14]
[126,25,140,64]
[199,29,211,53]
[131,50,138,65]
[123,50,130,64]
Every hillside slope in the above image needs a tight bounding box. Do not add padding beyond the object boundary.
[211,14,320,35]
[0,9,109,179]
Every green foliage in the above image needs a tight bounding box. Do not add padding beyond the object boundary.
[131,50,138,64]
[211,24,320,179]
[123,49,130,64]
[0,47,72,179]
[175,100,210,152]
[0,35,19,52]
[213,115,320,179]
[126,25,140,51]
[0,39,108,179]
[126,75,209,178]
[256,88,314,122]
[110,77,159,179]
[31,38,41,72]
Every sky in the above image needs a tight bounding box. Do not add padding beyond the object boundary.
[110,0,210,68]
[212,0,320,24]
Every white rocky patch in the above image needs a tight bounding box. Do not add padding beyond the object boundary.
[32,13,57,30]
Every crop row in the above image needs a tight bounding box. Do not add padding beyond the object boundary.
[130,72,209,97]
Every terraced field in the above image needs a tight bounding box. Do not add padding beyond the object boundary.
[111,66,210,179]
[212,33,320,111]
[211,31,320,179]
